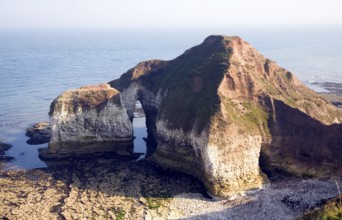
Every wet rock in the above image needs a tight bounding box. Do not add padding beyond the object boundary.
[26,122,51,145]
[0,142,13,163]
[0,142,12,154]
[0,155,14,162]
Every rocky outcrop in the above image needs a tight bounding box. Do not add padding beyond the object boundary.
[0,142,12,154]
[26,122,51,145]
[43,36,342,197]
[0,142,13,162]
[40,84,133,159]
[109,35,342,197]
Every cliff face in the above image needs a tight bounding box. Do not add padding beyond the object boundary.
[263,99,342,178]
[44,35,342,197]
[41,84,133,158]
[109,36,342,196]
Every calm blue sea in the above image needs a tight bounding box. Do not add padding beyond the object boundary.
[0,28,342,169]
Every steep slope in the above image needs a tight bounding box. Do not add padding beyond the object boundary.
[109,35,342,196]
[42,35,342,197]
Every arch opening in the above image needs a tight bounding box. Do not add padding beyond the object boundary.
[132,100,147,160]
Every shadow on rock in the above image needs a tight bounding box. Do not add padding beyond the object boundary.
[0,142,13,164]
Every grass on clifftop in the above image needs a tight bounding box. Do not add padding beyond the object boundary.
[108,36,235,133]
[146,37,232,133]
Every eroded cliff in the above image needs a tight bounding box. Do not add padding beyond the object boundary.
[44,35,342,197]
[109,35,342,196]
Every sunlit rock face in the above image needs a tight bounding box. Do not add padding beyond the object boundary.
[40,84,133,158]
[43,36,342,197]
[110,36,342,197]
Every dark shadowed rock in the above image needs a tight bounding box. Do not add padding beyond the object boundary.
[26,122,51,145]
[0,142,12,154]
[0,142,13,162]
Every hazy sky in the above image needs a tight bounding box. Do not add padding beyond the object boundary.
[1,0,342,29]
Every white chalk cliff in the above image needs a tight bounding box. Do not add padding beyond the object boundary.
[40,84,133,158]
[42,36,342,197]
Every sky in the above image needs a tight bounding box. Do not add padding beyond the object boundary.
[0,0,342,29]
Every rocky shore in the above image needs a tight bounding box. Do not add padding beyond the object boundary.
[0,156,206,219]
[0,156,341,219]
[317,82,342,108]
[1,35,342,219]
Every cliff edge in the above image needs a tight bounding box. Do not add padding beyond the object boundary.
[43,36,342,197]
[110,35,342,196]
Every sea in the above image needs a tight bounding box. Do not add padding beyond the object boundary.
[0,27,341,169]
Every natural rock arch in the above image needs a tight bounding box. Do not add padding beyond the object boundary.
[42,35,342,197]
[118,81,164,157]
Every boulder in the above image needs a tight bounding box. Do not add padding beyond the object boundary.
[0,142,12,155]
[26,122,51,145]
[0,142,13,162]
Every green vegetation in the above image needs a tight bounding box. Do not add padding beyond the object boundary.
[221,99,270,136]
[150,37,231,133]
[298,197,342,220]
[109,34,342,136]
[109,36,234,133]
[146,197,163,209]
[113,208,126,220]
[241,101,270,135]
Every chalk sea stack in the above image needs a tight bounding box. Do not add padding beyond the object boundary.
[43,35,342,197]
[40,84,133,158]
